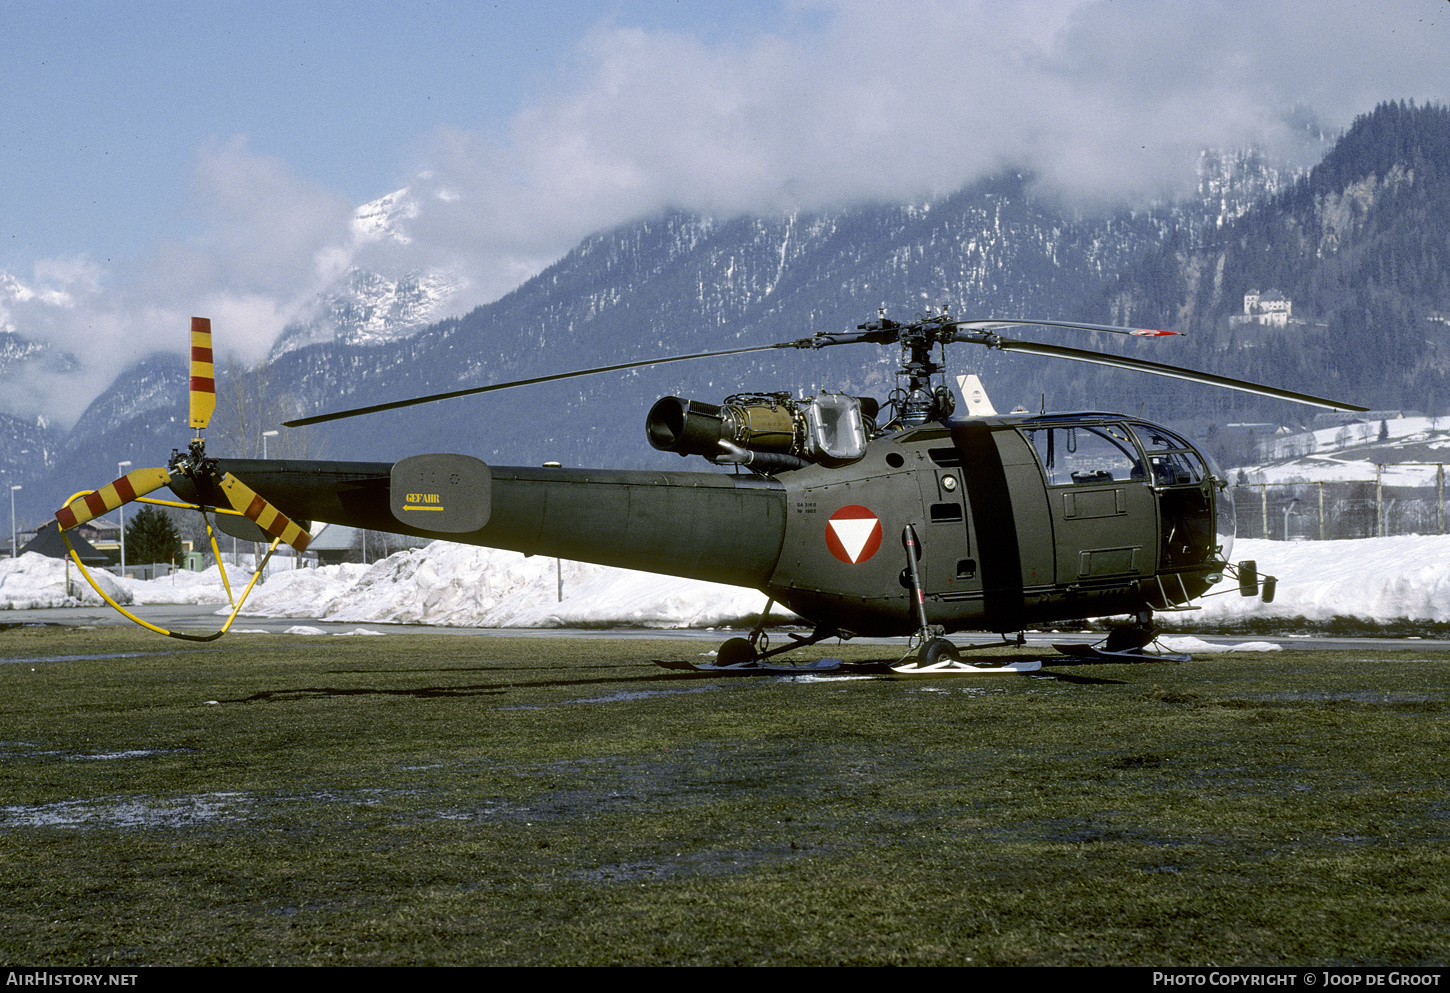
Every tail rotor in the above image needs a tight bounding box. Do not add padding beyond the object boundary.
[52,318,313,638]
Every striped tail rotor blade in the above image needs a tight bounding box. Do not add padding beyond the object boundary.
[189,316,216,430]
[55,468,173,531]
[218,473,312,553]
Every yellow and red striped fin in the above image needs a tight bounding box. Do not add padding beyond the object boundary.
[55,468,173,531]
[189,316,216,430]
[218,473,312,553]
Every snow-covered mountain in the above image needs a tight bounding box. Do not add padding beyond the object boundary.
[9,148,1303,523]
[265,266,466,358]
[0,410,59,497]
[63,353,188,446]
[266,188,467,360]
[37,111,1450,533]
[0,278,70,493]
[0,276,79,390]
[260,149,1306,472]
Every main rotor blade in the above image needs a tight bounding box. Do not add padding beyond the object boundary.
[995,339,1367,411]
[56,467,174,530]
[950,318,1181,337]
[282,343,790,427]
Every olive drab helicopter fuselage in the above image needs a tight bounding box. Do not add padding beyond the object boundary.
[56,311,1363,661]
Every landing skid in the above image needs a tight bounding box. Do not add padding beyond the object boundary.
[887,658,1042,677]
[1043,610,1188,664]
[1048,643,1190,664]
[652,657,843,675]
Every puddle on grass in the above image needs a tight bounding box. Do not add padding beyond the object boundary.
[1033,817,1187,848]
[430,744,885,829]
[497,684,723,710]
[74,748,196,761]
[1244,690,1445,705]
[1,792,255,829]
[495,675,875,712]
[562,685,720,706]
[908,685,992,697]
[0,786,402,831]
[0,741,196,762]
[0,652,159,665]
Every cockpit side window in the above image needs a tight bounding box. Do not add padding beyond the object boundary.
[1128,423,1207,486]
[1023,424,1143,486]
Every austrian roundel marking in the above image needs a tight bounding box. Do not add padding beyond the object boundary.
[825,505,883,564]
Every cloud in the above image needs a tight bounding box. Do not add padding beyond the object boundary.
[402,0,1450,287]
[126,136,357,359]
[0,137,357,426]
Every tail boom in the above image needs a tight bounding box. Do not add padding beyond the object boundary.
[180,459,788,588]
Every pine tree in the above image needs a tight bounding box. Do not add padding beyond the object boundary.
[125,506,183,565]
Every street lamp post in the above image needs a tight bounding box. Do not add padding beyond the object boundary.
[1283,498,1300,542]
[117,460,132,574]
[543,462,563,601]
[9,485,19,560]
[260,431,281,581]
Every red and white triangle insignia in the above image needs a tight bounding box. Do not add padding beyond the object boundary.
[825,505,882,564]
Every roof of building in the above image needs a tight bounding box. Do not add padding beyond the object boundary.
[19,521,109,564]
[307,524,357,552]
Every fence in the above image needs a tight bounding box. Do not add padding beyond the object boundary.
[1230,463,1448,540]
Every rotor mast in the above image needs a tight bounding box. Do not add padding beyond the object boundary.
[859,309,956,427]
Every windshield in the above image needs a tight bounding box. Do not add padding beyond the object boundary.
[1127,423,1207,487]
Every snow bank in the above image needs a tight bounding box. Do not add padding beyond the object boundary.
[0,553,132,609]
[1195,536,1450,624]
[8,534,1450,630]
[233,544,787,628]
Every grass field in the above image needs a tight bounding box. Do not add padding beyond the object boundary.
[2,624,1449,966]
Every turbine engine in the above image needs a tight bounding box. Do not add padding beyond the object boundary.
[646,392,874,470]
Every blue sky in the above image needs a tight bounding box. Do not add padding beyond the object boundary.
[2,0,1449,423]
[2,0,813,266]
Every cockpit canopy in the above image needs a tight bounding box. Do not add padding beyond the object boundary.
[1017,414,1234,562]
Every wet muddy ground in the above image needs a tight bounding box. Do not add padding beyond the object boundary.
[3,625,1449,965]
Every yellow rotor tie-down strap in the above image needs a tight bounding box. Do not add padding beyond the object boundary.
[58,492,281,642]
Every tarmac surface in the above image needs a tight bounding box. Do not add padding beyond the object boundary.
[3,602,1448,653]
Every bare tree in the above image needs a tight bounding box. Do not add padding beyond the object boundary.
[211,356,318,460]
[348,528,431,564]
[207,357,321,578]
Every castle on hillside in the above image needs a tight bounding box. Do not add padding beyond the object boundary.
[1231,289,1293,327]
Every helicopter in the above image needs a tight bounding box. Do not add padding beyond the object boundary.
[54,311,1365,667]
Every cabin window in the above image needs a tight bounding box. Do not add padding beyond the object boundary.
[1022,424,1142,486]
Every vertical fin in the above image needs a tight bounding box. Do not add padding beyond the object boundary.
[955,374,997,416]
